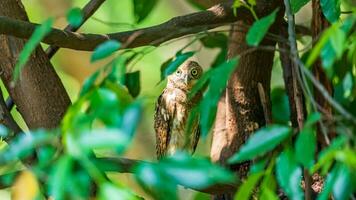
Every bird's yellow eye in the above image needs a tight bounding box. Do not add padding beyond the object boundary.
[176,70,182,75]
[190,69,198,77]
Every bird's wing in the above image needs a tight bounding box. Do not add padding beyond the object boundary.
[154,93,171,159]
[191,121,200,153]
[190,91,203,154]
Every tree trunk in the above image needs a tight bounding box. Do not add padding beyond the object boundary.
[210,1,283,199]
[0,0,70,129]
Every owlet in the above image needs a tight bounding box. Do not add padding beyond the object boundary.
[154,60,203,159]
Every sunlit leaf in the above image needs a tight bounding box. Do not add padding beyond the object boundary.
[66,7,83,28]
[134,162,177,200]
[159,152,236,189]
[91,40,121,62]
[248,0,256,6]
[246,9,278,46]
[13,18,54,81]
[0,130,58,163]
[134,152,235,200]
[229,125,291,163]
[48,155,73,200]
[234,172,263,200]
[276,149,304,200]
[99,183,140,200]
[78,129,131,153]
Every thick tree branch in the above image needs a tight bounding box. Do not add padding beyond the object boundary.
[0,0,71,129]
[0,89,22,140]
[0,3,250,51]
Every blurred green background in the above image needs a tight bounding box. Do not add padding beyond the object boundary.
[1,0,314,199]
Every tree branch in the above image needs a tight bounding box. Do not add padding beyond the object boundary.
[6,0,107,112]
[45,0,106,57]
[0,156,237,195]
[0,89,22,140]
[0,3,249,51]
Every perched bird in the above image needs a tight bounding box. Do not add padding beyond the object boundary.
[154,60,203,159]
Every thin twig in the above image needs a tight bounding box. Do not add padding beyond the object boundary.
[283,0,313,199]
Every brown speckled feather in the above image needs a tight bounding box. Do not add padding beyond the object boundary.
[154,60,203,159]
[154,92,171,159]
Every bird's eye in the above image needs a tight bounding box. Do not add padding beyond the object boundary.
[190,69,198,77]
[176,70,182,75]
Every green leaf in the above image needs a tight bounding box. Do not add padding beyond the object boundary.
[0,130,58,163]
[306,27,334,67]
[99,183,139,200]
[234,172,264,200]
[159,152,236,189]
[78,129,131,153]
[120,100,142,138]
[271,88,290,124]
[246,9,278,46]
[91,40,121,62]
[248,0,256,6]
[199,58,238,136]
[291,0,310,13]
[295,127,316,169]
[311,136,347,174]
[134,152,235,200]
[320,0,341,23]
[80,70,101,96]
[48,155,73,200]
[134,162,178,200]
[13,18,54,81]
[330,28,346,58]
[125,71,141,97]
[276,149,304,200]
[317,164,353,200]
[133,0,159,23]
[342,72,353,98]
[228,125,291,163]
[305,112,322,127]
[199,33,227,48]
[160,51,195,80]
[66,7,83,28]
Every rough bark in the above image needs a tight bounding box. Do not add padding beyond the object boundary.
[211,1,283,199]
[0,0,71,129]
[311,0,334,147]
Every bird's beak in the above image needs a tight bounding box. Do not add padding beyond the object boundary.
[184,75,189,85]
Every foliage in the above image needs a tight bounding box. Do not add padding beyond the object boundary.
[1,0,356,199]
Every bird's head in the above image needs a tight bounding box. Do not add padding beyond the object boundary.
[167,60,203,91]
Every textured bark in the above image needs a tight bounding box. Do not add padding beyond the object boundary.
[211,1,283,199]
[311,0,334,147]
[0,0,70,129]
